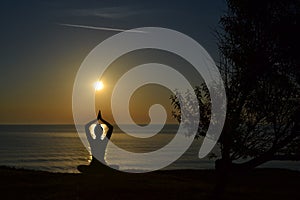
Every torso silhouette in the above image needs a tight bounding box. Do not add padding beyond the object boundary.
[88,123,109,165]
[77,116,114,173]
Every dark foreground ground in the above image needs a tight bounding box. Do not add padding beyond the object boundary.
[0,166,299,200]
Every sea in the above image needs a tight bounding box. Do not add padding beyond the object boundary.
[0,125,299,173]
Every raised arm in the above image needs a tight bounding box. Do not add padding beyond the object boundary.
[97,111,113,129]
[85,119,98,128]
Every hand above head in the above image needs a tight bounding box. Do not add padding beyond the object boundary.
[96,110,113,131]
[97,110,102,120]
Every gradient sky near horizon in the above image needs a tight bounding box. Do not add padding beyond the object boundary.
[0,0,226,124]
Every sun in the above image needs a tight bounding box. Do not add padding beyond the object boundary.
[94,81,104,91]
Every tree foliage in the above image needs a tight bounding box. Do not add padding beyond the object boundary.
[171,0,300,170]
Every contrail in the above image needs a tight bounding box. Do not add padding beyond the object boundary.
[58,23,146,33]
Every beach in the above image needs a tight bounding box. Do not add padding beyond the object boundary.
[1,125,300,199]
[0,166,299,200]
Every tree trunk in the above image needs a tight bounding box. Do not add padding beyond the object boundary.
[213,124,233,199]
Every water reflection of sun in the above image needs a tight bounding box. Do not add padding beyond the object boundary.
[94,81,104,91]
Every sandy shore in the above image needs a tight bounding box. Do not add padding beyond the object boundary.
[0,166,299,200]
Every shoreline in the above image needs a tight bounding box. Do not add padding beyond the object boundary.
[1,166,299,199]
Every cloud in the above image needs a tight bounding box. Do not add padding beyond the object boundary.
[58,23,146,33]
[66,6,148,19]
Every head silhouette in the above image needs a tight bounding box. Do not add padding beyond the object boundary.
[94,124,103,139]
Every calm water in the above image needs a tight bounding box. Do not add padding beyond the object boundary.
[0,125,299,173]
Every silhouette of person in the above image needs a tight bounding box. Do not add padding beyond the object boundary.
[77,111,114,173]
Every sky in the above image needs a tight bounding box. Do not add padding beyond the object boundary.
[0,0,226,124]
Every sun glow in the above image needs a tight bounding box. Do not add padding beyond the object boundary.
[94,81,104,91]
